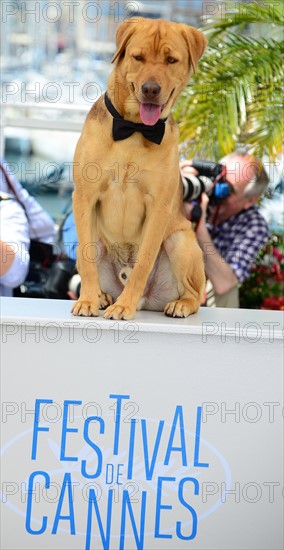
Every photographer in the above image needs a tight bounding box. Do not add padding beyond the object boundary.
[181,152,269,307]
[0,160,55,297]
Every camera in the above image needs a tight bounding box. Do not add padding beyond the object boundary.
[14,259,78,299]
[182,160,231,205]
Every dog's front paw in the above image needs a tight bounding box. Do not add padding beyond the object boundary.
[99,293,113,310]
[164,299,199,318]
[72,299,99,317]
[103,303,135,320]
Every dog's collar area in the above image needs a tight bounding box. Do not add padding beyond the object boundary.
[104,93,167,145]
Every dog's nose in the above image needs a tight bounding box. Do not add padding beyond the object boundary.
[142,81,161,100]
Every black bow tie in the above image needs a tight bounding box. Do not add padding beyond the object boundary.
[104,93,167,145]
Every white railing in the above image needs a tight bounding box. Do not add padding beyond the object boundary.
[1,102,91,158]
[1,102,89,132]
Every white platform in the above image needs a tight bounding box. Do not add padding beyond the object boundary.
[1,296,283,337]
[1,297,283,550]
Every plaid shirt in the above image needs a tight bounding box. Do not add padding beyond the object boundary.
[207,206,269,283]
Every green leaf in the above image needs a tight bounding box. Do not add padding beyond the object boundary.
[174,1,284,160]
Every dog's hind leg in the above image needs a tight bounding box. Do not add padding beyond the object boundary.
[164,229,206,317]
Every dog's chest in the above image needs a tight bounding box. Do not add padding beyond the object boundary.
[97,170,147,242]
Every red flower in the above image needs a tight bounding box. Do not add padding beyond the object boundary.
[273,247,284,262]
[261,297,284,310]
[271,263,280,275]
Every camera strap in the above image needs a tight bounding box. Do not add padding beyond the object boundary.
[0,162,54,266]
[0,162,40,241]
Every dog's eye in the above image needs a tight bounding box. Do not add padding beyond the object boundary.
[133,54,143,61]
[167,57,178,64]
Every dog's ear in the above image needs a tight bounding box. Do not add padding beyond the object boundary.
[112,18,140,63]
[180,26,207,74]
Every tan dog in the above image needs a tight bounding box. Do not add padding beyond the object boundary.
[72,18,207,320]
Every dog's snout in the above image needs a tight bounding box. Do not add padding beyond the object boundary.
[142,81,161,100]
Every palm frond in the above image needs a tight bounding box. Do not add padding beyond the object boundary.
[203,0,284,39]
[175,4,284,161]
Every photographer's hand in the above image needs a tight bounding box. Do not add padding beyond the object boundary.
[198,192,209,224]
[195,197,238,295]
[0,240,16,276]
[180,160,198,178]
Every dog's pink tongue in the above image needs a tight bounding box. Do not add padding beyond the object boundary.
[140,103,162,125]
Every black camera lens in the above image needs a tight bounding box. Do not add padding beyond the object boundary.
[191,161,224,179]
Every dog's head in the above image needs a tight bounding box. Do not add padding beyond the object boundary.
[110,18,207,125]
